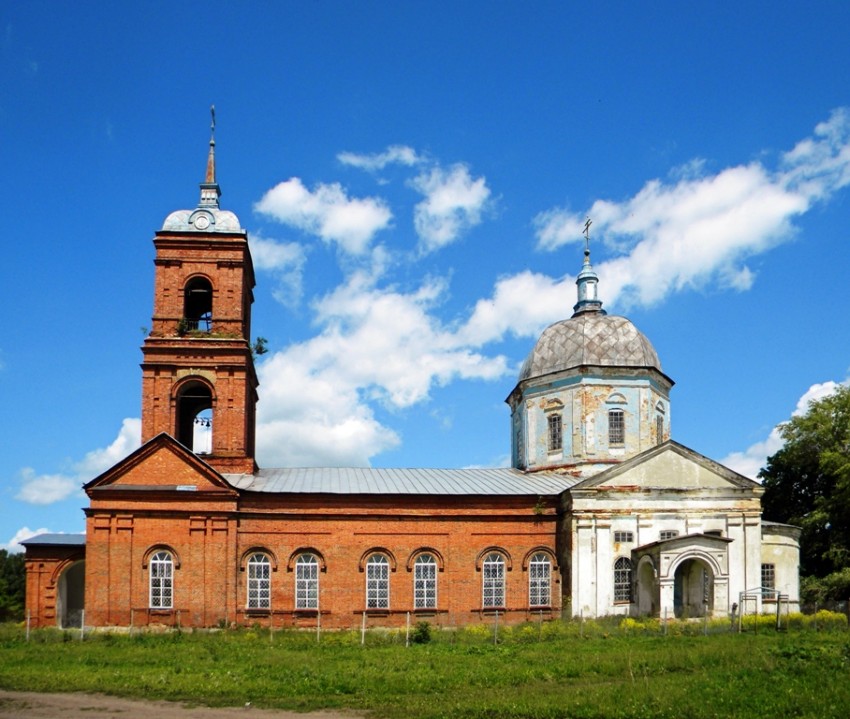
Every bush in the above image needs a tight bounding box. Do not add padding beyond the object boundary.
[410,621,431,644]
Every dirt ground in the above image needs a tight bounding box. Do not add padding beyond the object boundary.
[0,691,363,719]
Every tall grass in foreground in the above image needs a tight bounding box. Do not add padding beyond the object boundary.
[1,620,849,719]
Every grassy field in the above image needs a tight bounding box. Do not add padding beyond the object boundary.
[1,621,848,719]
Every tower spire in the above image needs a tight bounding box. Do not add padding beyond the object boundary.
[199,105,221,209]
[572,217,605,316]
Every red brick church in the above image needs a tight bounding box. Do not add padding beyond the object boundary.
[23,128,799,630]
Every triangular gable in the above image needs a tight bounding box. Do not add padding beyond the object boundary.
[84,433,238,496]
[573,440,759,492]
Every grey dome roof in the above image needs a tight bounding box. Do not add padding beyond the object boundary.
[519,313,661,381]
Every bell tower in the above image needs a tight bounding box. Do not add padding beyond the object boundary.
[141,110,258,474]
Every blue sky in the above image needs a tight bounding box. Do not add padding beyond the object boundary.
[2,2,850,550]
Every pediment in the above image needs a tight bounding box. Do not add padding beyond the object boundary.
[573,440,759,492]
[84,433,237,496]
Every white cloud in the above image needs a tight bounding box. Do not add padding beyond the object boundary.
[411,164,491,252]
[249,234,307,308]
[255,271,509,467]
[533,108,850,310]
[255,178,392,255]
[15,419,141,506]
[338,145,423,171]
[721,380,845,479]
[3,526,52,554]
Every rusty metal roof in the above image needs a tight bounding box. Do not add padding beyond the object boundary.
[223,467,580,496]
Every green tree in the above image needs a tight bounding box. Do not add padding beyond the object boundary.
[0,549,26,622]
[760,384,850,581]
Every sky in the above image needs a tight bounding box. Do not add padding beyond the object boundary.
[2,2,850,551]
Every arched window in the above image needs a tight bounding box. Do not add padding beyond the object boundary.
[614,557,632,603]
[528,552,551,607]
[655,401,665,445]
[247,553,271,609]
[608,409,625,446]
[295,553,319,610]
[482,552,506,608]
[414,553,437,609]
[547,414,562,451]
[175,380,213,453]
[366,554,389,609]
[149,551,173,609]
[183,276,213,332]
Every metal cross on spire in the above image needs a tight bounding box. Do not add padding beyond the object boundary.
[583,217,592,257]
[210,105,216,139]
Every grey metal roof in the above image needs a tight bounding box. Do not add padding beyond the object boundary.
[20,533,86,547]
[519,312,661,381]
[223,467,580,496]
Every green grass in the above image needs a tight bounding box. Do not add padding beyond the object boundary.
[1,622,849,718]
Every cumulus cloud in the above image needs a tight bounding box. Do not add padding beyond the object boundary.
[15,419,141,506]
[255,271,509,467]
[3,526,52,553]
[411,164,491,252]
[255,178,392,255]
[533,108,850,310]
[249,234,307,308]
[338,144,423,171]
[721,380,845,479]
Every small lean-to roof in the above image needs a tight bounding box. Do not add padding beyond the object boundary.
[20,533,86,547]
[224,467,581,496]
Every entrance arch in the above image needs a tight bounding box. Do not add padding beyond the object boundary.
[57,560,85,629]
[636,558,657,616]
[673,558,713,618]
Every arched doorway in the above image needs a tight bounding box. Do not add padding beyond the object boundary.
[57,561,85,629]
[673,558,713,618]
[636,559,657,616]
[175,380,213,453]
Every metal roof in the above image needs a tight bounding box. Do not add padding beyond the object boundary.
[223,467,580,496]
[19,533,86,547]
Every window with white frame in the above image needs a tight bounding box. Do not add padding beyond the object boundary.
[366,554,390,609]
[659,530,679,541]
[482,552,506,608]
[528,552,551,607]
[295,553,319,610]
[247,553,271,609]
[608,409,625,446]
[149,550,173,609]
[614,531,634,543]
[761,563,776,598]
[547,414,562,452]
[613,557,632,603]
[413,553,437,609]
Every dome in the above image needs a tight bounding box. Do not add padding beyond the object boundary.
[519,313,661,381]
[161,207,242,233]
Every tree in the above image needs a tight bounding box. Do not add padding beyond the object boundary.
[760,384,850,581]
[0,550,26,622]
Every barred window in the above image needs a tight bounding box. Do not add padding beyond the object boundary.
[366,554,390,609]
[659,530,679,541]
[608,409,625,446]
[247,553,271,609]
[656,415,664,445]
[414,553,437,609]
[295,553,319,610]
[614,557,632,603]
[528,552,551,608]
[149,551,173,609]
[761,563,776,597]
[547,414,562,452]
[482,553,506,608]
[614,531,634,543]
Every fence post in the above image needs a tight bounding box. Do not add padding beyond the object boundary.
[361,611,366,646]
[663,608,668,636]
[26,610,31,642]
[538,610,543,641]
[316,611,321,643]
[493,610,499,645]
[580,608,584,638]
[79,610,85,641]
[406,611,410,647]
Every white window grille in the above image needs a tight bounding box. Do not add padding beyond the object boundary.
[482,552,506,608]
[608,409,625,446]
[547,414,562,451]
[659,530,679,541]
[149,550,173,609]
[247,553,271,609]
[614,557,632,603]
[614,531,634,543]
[528,552,551,607]
[413,553,437,609]
[295,553,319,610]
[366,554,390,609]
[761,563,776,598]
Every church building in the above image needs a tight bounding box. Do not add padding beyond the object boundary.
[23,130,800,630]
